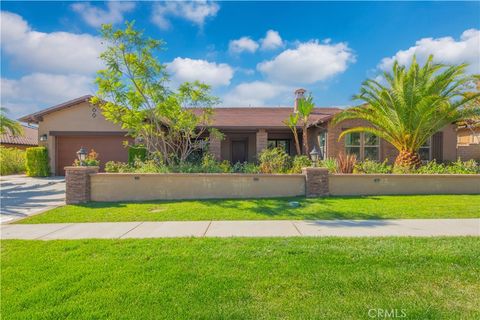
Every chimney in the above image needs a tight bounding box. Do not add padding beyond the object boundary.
[294,88,306,113]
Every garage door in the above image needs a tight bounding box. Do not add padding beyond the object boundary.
[56,135,132,175]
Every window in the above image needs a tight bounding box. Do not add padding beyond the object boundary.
[317,131,327,160]
[344,132,380,160]
[419,138,431,161]
[268,139,290,154]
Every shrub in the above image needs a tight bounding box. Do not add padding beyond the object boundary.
[320,158,338,173]
[219,160,232,173]
[231,162,260,173]
[415,159,479,174]
[200,153,223,173]
[0,147,25,175]
[414,161,447,174]
[134,160,169,173]
[25,147,50,177]
[336,153,356,174]
[354,159,392,174]
[128,146,147,165]
[258,147,291,173]
[105,161,132,173]
[290,155,312,173]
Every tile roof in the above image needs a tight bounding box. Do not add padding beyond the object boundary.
[18,95,343,129]
[202,107,343,128]
[0,125,38,146]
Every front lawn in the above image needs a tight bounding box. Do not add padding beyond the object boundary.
[17,194,480,223]
[2,237,479,319]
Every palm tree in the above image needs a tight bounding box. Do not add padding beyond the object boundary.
[297,94,315,155]
[0,107,23,136]
[283,113,302,155]
[333,55,480,168]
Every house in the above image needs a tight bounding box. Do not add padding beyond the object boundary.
[0,125,38,150]
[457,123,479,161]
[19,90,458,175]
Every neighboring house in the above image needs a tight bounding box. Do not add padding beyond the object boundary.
[19,91,458,175]
[457,124,480,161]
[0,125,38,150]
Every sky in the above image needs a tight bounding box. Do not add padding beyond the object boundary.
[1,1,479,119]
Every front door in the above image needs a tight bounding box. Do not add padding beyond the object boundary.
[231,140,247,163]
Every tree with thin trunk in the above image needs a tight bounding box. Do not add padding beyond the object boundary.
[333,55,480,168]
[283,113,301,155]
[92,22,221,165]
[297,94,315,155]
[0,107,23,136]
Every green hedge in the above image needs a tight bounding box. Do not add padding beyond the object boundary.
[128,146,147,165]
[0,147,26,175]
[25,147,50,177]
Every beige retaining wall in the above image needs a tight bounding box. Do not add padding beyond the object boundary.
[90,173,305,201]
[329,174,480,196]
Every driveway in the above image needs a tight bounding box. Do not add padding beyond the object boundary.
[0,175,65,224]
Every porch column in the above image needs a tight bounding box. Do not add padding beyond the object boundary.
[256,129,268,157]
[209,133,222,161]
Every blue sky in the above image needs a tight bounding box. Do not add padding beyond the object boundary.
[1,1,479,118]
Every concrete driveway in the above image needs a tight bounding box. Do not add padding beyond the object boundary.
[0,175,65,224]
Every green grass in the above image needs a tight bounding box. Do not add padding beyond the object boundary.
[17,195,480,224]
[1,237,479,319]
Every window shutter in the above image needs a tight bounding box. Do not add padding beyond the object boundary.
[432,132,443,162]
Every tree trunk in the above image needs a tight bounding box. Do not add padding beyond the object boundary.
[394,150,422,169]
[292,127,301,155]
[302,125,309,155]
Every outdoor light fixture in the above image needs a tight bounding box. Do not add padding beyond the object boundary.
[76,147,87,166]
[310,146,319,167]
[39,134,48,142]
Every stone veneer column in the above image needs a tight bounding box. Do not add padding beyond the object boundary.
[65,166,99,204]
[209,134,222,161]
[302,167,329,197]
[256,129,268,156]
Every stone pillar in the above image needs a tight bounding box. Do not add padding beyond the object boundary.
[65,166,99,204]
[302,167,329,197]
[209,133,222,161]
[256,129,268,156]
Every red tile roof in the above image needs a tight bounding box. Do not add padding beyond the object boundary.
[18,95,343,129]
[0,125,38,146]
[201,107,342,129]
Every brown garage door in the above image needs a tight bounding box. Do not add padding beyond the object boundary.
[56,135,132,175]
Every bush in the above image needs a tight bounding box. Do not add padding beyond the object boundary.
[354,159,392,174]
[232,162,260,173]
[105,161,132,173]
[25,147,50,177]
[128,146,147,165]
[336,153,356,174]
[290,155,312,173]
[320,158,338,173]
[0,147,26,175]
[415,159,479,174]
[258,147,291,174]
[200,153,223,173]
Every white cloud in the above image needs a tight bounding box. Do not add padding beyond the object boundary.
[1,73,94,118]
[379,29,480,74]
[260,30,283,51]
[151,1,219,30]
[229,36,259,54]
[257,40,355,84]
[71,2,136,28]
[0,11,103,75]
[222,81,290,106]
[167,57,234,87]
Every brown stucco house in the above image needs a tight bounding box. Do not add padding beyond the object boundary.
[19,91,459,176]
[0,124,38,150]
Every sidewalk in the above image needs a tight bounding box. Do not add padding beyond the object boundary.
[1,219,479,240]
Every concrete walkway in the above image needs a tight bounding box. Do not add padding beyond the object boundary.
[1,219,479,240]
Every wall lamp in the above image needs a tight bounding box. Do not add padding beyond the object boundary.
[39,134,48,142]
